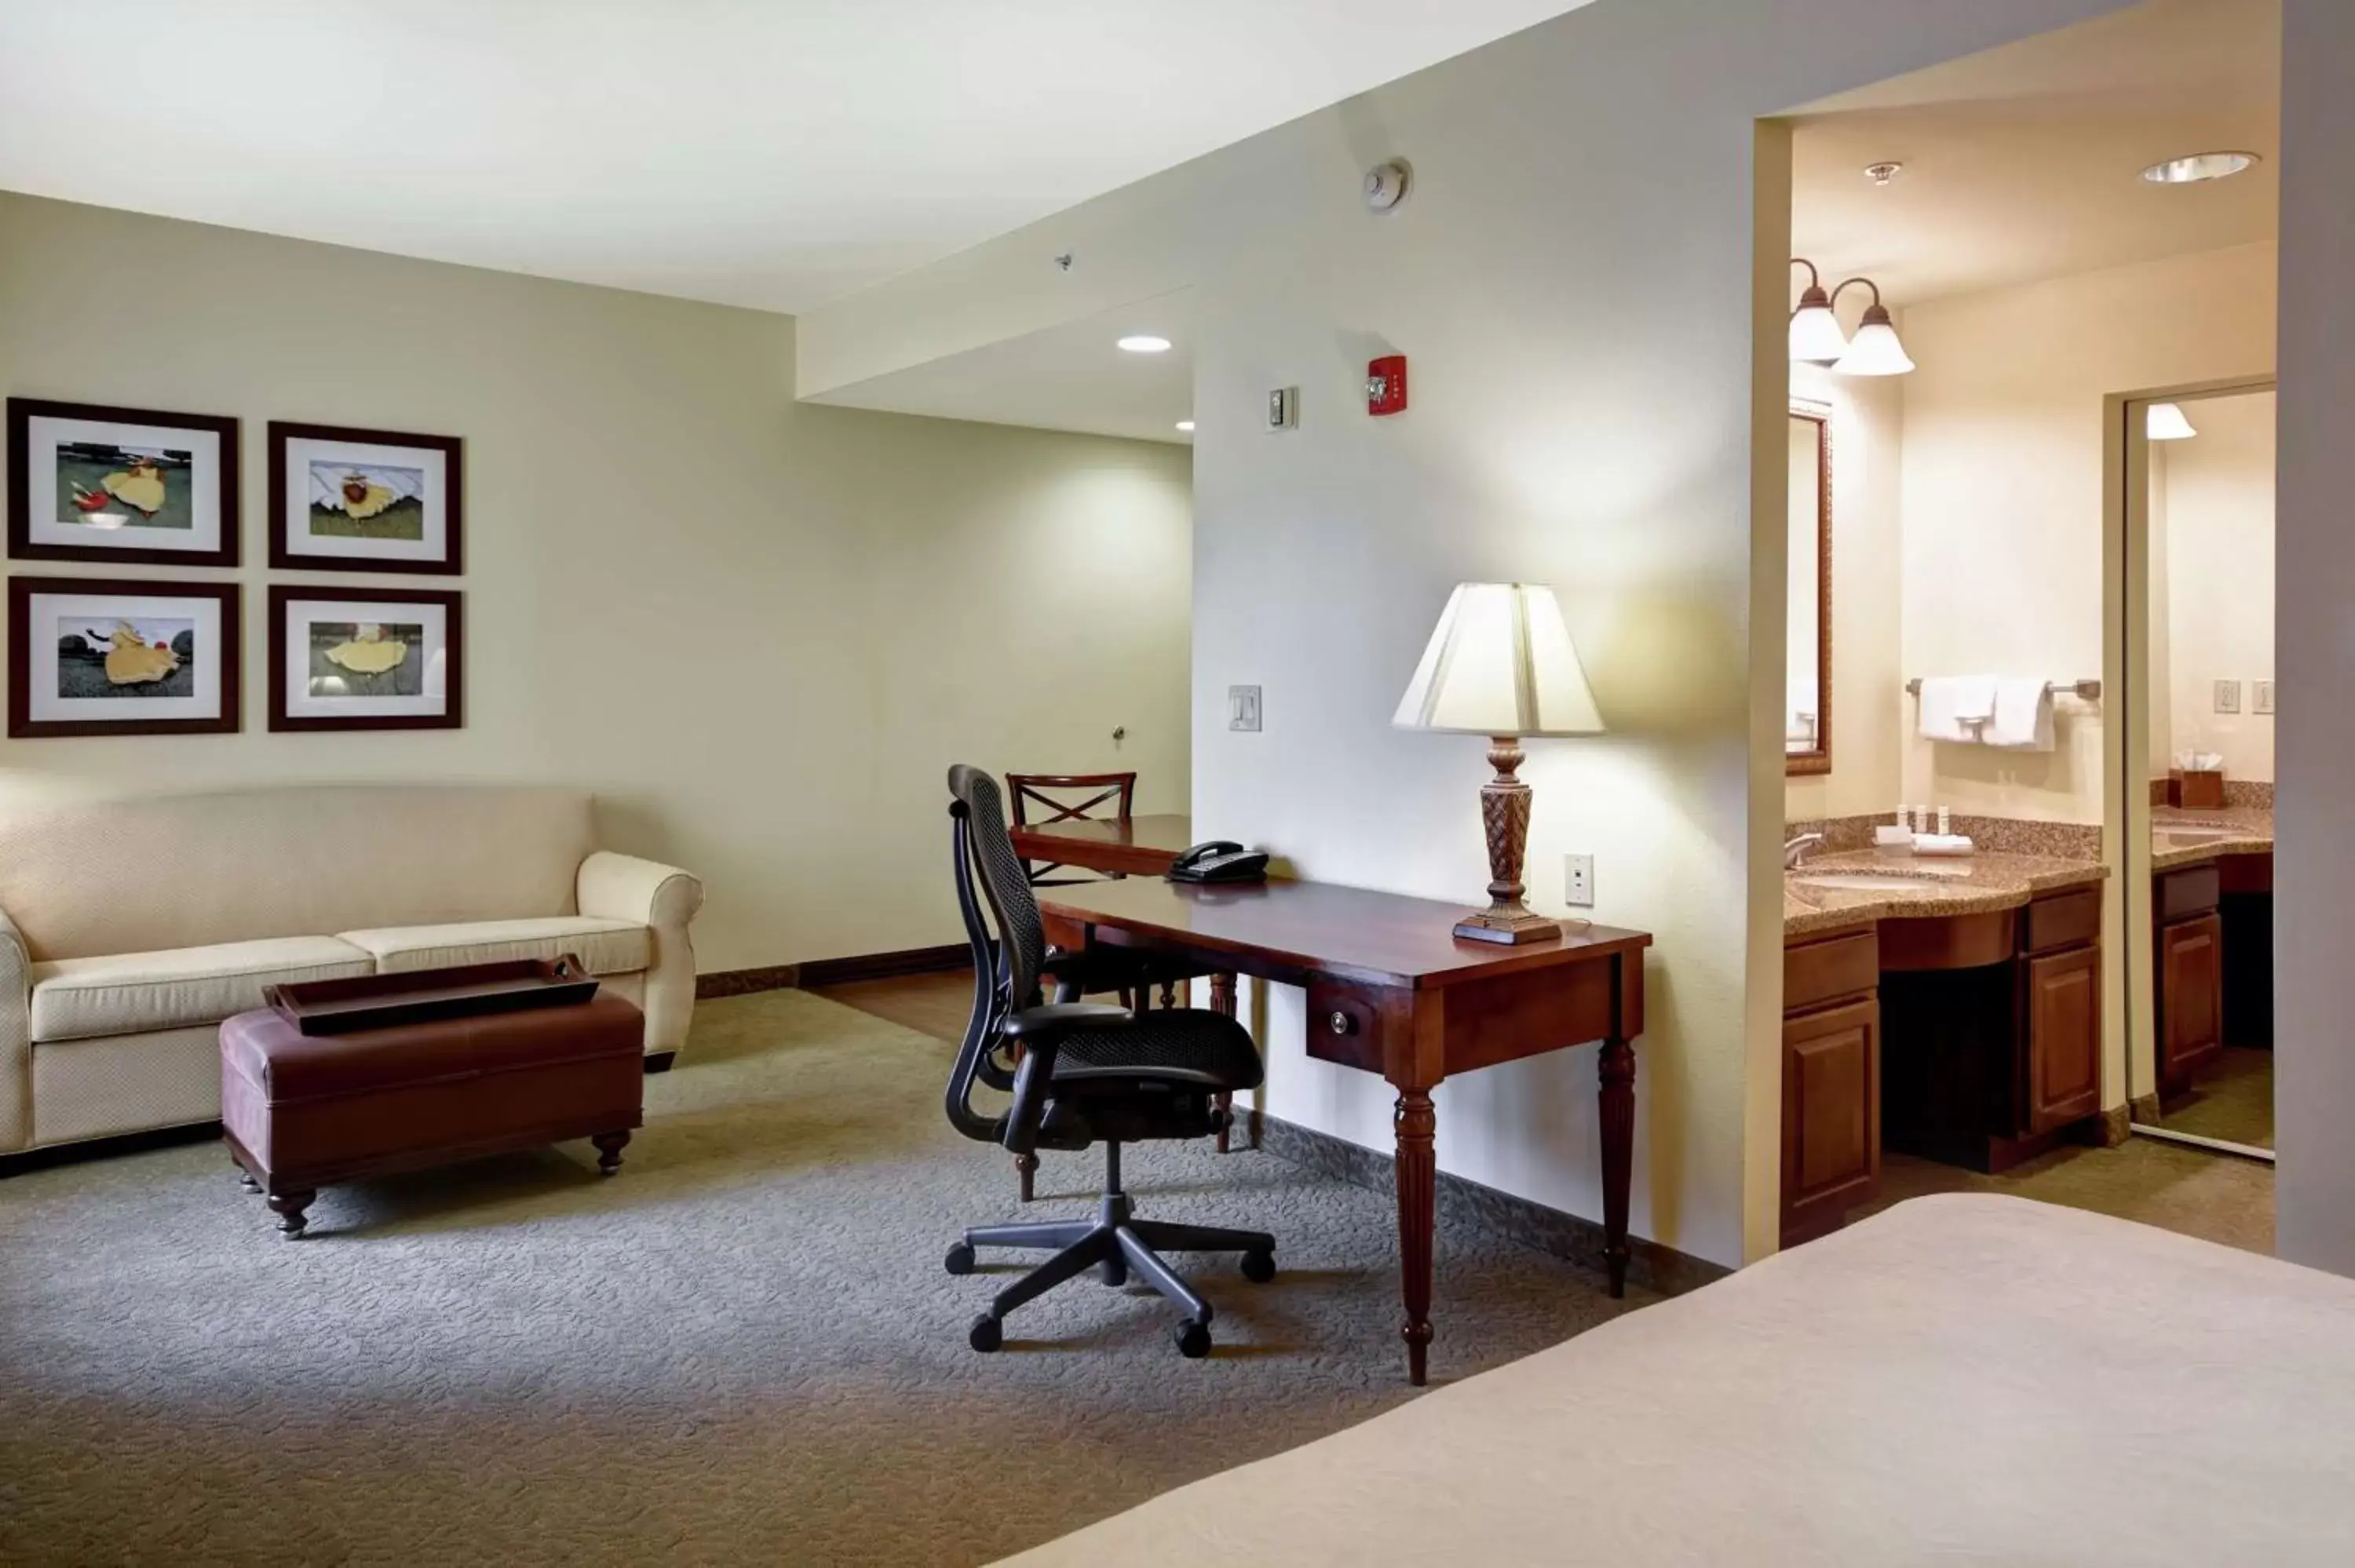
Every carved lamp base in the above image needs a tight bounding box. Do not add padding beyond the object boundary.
[1453,735,1562,946]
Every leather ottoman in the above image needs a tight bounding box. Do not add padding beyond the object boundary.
[220,990,645,1238]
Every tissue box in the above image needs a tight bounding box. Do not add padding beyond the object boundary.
[2170,769,2225,810]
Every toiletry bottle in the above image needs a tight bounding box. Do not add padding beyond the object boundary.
[1937,806,1951,837]
[1897,805,1913,833]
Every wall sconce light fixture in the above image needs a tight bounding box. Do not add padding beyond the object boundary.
[1789,258,1915,377]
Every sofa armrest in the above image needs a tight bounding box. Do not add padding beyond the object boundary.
[577,851,703,1059]
[0,906,29,1151]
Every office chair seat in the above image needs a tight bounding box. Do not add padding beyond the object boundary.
[1051,1011,1265,1088]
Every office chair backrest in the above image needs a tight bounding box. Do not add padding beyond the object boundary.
[945,764,1043,1146]
[947,764,1047,1021]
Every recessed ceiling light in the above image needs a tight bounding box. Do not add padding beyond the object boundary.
[1174,420,1195,432]
[2141,151,2258,185]
[1117,334,1172,354]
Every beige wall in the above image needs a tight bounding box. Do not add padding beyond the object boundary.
[1896,242,2276,823]
[1784,364,1904,824]
[0,193,1193,973]
[2156,390,2275,782]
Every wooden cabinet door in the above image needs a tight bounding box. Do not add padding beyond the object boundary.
[2158,913,2225,1088]
[1782,997,1879,1243]
[2024,944,2101,1133]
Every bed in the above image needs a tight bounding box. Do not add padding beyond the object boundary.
[1000,1196,2355,1565]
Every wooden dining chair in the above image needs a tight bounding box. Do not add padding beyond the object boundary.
[1005,771,1137,888]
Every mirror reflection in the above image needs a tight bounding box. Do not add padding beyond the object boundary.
[1787,407,1831,773]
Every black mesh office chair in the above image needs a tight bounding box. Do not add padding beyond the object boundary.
[943,764,1275,1358]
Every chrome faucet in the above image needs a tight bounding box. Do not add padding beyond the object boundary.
[1784,832,1826,870]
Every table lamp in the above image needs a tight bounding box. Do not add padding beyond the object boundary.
[1393,582,1605,944]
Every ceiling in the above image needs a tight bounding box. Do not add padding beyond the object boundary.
[0,0,1582,315]
[1792,0,2280,308]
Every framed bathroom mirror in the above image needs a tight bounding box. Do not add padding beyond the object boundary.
[1787,404,1832,775]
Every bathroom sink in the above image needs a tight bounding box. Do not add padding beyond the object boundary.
[2156,830,2239,847]
[1792,872,1952,893]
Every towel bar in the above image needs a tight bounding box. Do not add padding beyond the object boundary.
[1904,677,2102,702]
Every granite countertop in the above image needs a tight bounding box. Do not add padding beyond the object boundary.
[1784,848,2109,939]
[2150,805,2275,870]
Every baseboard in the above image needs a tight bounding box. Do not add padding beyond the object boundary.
[1251,1111,1729,1299]
[696,965,801,1000]
[2097,1103,2132,1147]
[795,943,970,988]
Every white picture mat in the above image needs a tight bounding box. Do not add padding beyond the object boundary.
[281,597,450,719]
[282,436,447,562]
[26,414,223,553]
[25,588,225,724]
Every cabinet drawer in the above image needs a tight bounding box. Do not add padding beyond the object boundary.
[2025,888,2101,954]
[1305,980,1386,1074]
[1785,930,1879,1014]
[2156,864,2221,922]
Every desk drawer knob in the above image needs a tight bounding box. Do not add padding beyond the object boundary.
[1329,1010,1357,1037]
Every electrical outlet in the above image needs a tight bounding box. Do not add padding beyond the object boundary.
[1565,853,1594,909]
[1228,685,1261,732]
[2214,679,2240,715]
[2254,679,2276,715]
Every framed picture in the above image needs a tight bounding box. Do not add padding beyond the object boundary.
[6,398,239,567]
[268,421,462,574]
[7,576,242,738]
[269,585,462,732]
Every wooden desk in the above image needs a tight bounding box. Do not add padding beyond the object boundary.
[1009,811,1194,878]
[1037,876,1651,1385]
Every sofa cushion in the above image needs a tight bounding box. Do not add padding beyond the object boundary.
[336,917,649,978]
[28,937,377,1044]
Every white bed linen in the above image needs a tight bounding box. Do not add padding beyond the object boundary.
[1001,1196,2355,1566]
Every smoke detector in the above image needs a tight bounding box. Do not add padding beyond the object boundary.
[1864,162,1904,188]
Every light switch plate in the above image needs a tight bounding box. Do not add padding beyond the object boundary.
[1265,387,1298,429]
[1229,685,1262,732]
[1565,853,1594,908]
[2214,679,2241,715]
[2254,679,2276,715]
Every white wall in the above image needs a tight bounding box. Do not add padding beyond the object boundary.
[1896,242,2276,823]
[0,192,1194,972]
[1785,365,1905,823]
[2157,390,2275,781]
[2274,0,2355,1277]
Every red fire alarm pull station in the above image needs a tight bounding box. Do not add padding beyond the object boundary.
[1367,354,1408,416]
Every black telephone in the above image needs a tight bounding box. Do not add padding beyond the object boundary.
[1167,840,1270,884]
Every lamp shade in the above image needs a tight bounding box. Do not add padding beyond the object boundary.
[2146,402,2198,440]
[1788,301,1849,364]
[1832,305,1914,376]
[1392,583,1604,737]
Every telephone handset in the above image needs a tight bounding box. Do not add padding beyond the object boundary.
[1167,840,1270,884]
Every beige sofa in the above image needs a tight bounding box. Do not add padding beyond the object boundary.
[0,785,703,1155]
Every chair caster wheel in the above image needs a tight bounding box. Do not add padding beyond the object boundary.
[1240,1249,1276,1284]
[944,1242,976,1276]
[969,1315,1002,1353]
[1175,1319,1212,1359]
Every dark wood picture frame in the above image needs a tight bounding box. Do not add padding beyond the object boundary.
[268,584,464,733]
[7,574,242,738]
[6,397,240,567]
[1787,403,1834,778]
[267,421,463,574]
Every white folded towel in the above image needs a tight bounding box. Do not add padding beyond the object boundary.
[1917,676,1996,742]
[1988,677,2055,750]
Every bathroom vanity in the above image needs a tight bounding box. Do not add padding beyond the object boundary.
[2150,808,2275,1101]
[1781,852,2109,1246]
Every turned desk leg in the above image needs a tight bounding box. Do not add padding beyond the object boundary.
[1598,1035,1635,1298]
[1393,1086,1438,1385]
[1210,972,1237,1153]
[1014,1151,1039,1202]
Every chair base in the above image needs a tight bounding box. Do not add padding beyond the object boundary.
[948,1155,1274,1358]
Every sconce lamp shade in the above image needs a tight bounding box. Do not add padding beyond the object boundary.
[1788,301,1849,364]
[1833,305,1915,376]
[2146,402,2198,440]
[1393,583,1604,738]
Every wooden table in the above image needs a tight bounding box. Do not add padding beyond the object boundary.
[1009,811,1195,878]
[1038,875,1651,1385]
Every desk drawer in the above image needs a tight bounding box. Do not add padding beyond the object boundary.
[1305,981,1386,1074]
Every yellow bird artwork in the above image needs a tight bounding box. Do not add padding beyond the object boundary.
[335,472,397,522]
[323,624,409,676]
[102,624,180,687]
[98,458,167,516]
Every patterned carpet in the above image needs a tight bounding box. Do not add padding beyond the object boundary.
[0,990,1652,1566]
